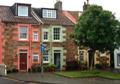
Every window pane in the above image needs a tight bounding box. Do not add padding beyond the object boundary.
[43,51,49,61]
[42,9,56,18]
[33,54,39,62]
[20,27,27,39]
[43,31,48,40]
[117,54,120,66]
[33,32,38,41]
[18,6,28,16]
[79,51,84,61]
[53,28,60,40]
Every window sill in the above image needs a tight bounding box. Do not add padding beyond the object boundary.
[43,61,49,64]
[18,39,29,42]
[52,40,63,42]
[32,62,40,64]
[43,40,49,42]
[32,40,40,42]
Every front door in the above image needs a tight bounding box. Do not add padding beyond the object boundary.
[54,50,61,70]
[20,53,27,70]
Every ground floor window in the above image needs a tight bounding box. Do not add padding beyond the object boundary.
[32,54,39,62]
[79,50,84,61]
[117,53,120,66]
[43,51,49,63]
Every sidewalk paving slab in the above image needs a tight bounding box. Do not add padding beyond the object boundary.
[6,72,120,84]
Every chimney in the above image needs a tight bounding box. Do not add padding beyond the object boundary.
[83,0,90,11]
[54,0,62,10]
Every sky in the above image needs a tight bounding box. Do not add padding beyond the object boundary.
[0,0,119,19]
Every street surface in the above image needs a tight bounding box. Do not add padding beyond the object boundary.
[0,77,39,84]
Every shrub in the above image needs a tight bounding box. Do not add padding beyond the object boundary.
[79,62,88,70]
[43,65,49,72]
[48,64,56,72]
[37,66,41,72]
[12,68,18,73]
[95,64,102,69]
[7,69,12,74]
[66,60,79,71]
[31,64,41,72]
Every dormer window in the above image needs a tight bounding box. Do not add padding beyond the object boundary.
[42,9,57,18]
[18,5,28,16]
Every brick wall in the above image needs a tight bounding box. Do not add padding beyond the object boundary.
[65,26,78,61]
[2,23,41,70]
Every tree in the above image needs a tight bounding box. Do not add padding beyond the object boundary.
[73,5,120,69]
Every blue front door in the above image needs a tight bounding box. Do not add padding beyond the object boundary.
[54,50,61,70]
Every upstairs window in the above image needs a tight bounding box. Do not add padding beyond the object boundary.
[33,32,39,41]
[42,9,56,18]
[53,27,61,40]
[43,31,49,40]
[19,27,28,40]
[18,5,28,16]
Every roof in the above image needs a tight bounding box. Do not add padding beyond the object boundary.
[0,4,81,26]
[33,8,75,26]
[67,11,82,20]
[0,5,38,24]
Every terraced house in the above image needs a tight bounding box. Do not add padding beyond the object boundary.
[0,1,80,71]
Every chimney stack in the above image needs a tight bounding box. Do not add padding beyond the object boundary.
[83,0,90,11]
[54,0,62,10]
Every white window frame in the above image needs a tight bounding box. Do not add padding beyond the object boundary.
[42,29,49,42]
[42,9,56,18]
[52,27,61,41]
[19,26,28,40]
[33,32,39,41]
[18,5,28,16]
[43,51,49,63]
[79,50,84,61]
[32,54,39,63]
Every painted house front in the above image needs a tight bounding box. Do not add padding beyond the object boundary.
[0,3,42,71]
[33,1,79,70]
[114,48,120,69]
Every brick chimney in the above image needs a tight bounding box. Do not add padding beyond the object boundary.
[54,0,62,10]
[83,0,90,11]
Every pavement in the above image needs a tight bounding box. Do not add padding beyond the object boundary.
[6,72,120,84]
[0,77,26,84]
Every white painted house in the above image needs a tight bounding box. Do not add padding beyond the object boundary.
[114,48,120,69]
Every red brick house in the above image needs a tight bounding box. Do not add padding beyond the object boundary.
[0,1,80,71]
[0,3,42,71]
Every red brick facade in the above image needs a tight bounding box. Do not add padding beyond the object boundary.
[0,1,79,71]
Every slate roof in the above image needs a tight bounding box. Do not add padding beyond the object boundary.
[33,8,75,26]
[0,4,80,26]
[0,5,38,24]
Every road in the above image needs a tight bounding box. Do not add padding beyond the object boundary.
[0,77,39,84]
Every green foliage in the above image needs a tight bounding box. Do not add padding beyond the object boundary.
[56,70,120,79]
[31,64,41,73]
[74,5,120,52]
[7,68,18,74]
[43,64,56,72]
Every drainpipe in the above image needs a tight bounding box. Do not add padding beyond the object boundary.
[29,24,32,70]
[50,26,53,64]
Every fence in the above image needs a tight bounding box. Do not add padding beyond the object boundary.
[0,64,7,76]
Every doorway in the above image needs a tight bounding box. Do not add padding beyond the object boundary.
[54,50,61,70]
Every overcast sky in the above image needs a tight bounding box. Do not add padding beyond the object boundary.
[0,0,119,19]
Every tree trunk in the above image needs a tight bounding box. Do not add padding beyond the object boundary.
[89,49,95,70]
